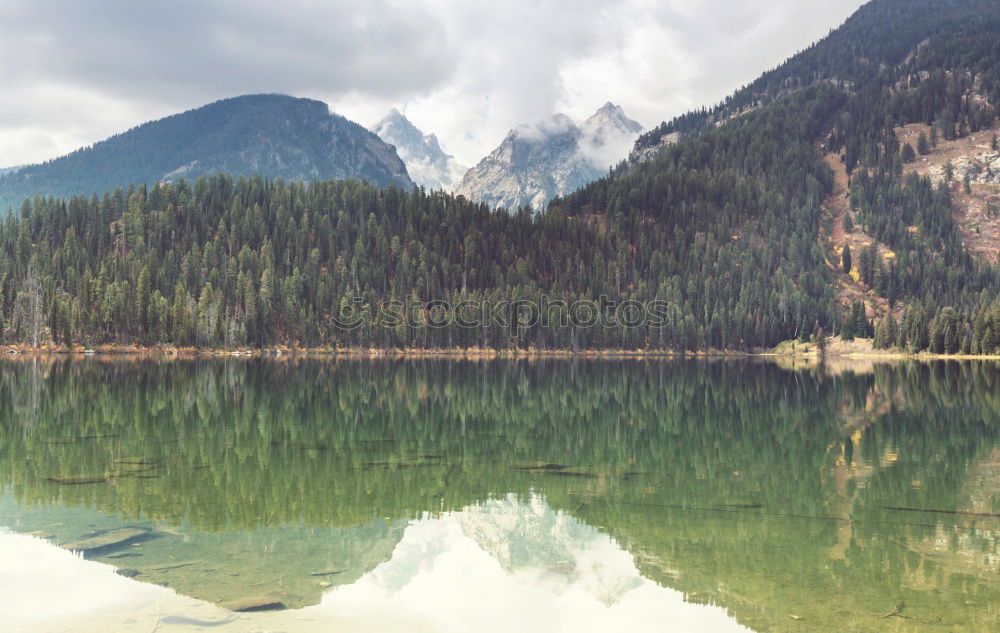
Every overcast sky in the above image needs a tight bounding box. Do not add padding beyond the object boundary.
[0,0,866,168]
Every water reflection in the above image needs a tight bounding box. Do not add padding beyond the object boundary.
[1,358,999,632]
[0,496,752,633]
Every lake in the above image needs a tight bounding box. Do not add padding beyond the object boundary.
[1,357,998,632]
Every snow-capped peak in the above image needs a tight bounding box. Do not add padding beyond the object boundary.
[583,102,644,137]
[371,109,466,191]
[456,103,644,211]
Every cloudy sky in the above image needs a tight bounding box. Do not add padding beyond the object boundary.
[0,0,865,168]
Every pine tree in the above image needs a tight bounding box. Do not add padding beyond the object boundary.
[885,313,897,349]
[873,318,887,349]
[853,302,870,338]
[917,131,930,155]
[901,143,916,163]
[842,306,856,341]
[842,244,852,274]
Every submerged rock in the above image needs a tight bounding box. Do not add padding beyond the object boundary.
[112,458,161,466]
[161,615,238,628]
[46,475,108,485]
[309,569,346,577]
[514,463,569,471]
[151,560,201,571]
[62,527,151,552]
[544,470,596,478]
[27,530,55,540]
[513,463,595,478]
[220,597,286,612]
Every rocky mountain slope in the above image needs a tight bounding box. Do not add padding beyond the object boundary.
[897,122,1000,263]
[371,109,466,191]
[0,94,413,210]
[456,103,643,211]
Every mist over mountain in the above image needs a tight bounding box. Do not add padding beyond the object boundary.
[0,94,413,210]
[579,103,645,169]
[455,103,643,211]
[371,109,467,191]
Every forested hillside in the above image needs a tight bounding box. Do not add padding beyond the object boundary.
[2,0,1000,352]
[633,0,1000,154]
[0,178,669,350]
[556,0,1000,354]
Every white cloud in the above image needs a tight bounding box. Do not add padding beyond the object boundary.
[0,0,866,168]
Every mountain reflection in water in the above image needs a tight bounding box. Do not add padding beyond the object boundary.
[1,357,999,632]
[1,496,751,633]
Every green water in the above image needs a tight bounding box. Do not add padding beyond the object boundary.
[1,358,999,632]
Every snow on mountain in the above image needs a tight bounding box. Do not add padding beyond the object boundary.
[371,109,467,191]
[455,103,643,211]
[579,102,645,171]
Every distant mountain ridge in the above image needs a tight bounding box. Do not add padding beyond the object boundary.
[0,94,413,210]
[371,109,466,191]
[456,103,643,211]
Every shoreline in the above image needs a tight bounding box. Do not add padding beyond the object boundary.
[3,343,1000,362]
[0,345,743,360]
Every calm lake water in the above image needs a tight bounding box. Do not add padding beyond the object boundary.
[1,358,999,632]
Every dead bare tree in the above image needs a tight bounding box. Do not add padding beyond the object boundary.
[12,263,43,348]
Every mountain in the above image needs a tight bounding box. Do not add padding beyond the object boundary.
[371,109,466,191]
[455,104,643,211]
[579,102,645,168]
[629,0,1000,166]
[3,0,1000,354]
[0,94,413,210]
